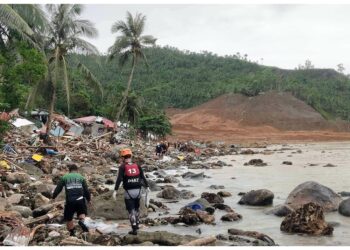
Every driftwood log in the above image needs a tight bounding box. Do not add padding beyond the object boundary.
[183,236,216,246]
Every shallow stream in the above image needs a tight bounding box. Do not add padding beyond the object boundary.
[143,142,350,246]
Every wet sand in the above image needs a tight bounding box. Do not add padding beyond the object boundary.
[144,142,350,246]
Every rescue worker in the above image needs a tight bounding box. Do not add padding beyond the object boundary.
[155,143,162,156]
[52,163,91,236]
[113,148,149,235]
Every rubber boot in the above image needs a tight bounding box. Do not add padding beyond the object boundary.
[78,220,89,232]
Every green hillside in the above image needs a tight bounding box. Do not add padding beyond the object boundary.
[68,46,350,121]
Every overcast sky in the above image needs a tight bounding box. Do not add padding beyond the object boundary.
[80,4,350,72]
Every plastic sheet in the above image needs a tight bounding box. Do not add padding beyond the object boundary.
[83,218,119,234]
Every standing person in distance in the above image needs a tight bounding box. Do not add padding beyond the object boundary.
[113,148,150,235]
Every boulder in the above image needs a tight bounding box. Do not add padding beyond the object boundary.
[11,205,32,218]
[264,204,294,217]
[7,194,24,205]
[180,190,195,199]
[18,162,44,177]
[196,210,215,224]
[209,185,225,190]
[89,190,147,220]
[338,191,350,197]
[6,172,31,184]
[221,212,242,222]
[218,191,232,197]
[338,198,350,217]
[34,193,50,208]
[243,159,267,167]
[213,203,234,212]
[0,197,8,211]
[227,228,276,246]
[157,186,181,200]
[29,182,56,198]
[323,163,337,168]
[201,192,224,204]
[122,231,197,246]
[33,204,54,218]
[238,189,274,206]
[285,181,342,212]
[182,172,205,180]
[163,176,179,183]
[280,202,333,236]
[179,207,201,225]
[282,161,292,165]
[148,180,162,192]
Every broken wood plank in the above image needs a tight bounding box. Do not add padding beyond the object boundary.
[25,211,61,226]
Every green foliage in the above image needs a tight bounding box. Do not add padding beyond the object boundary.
[0,42,46,110]
[70,46,350,121]
[137,112,172,137]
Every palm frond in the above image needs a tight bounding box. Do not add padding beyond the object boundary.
[68,4,82,17]
[74,19,98,38]
[71,37,99,54]
[111,20,131,37]
[134,13,146,37]
[0,4,34,36]
[118,50,132,67]
[107,36,130,60]
[140,35,157,46]
[13,4,48,33]
[77,62,103,98]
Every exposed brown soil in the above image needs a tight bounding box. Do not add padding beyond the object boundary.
[166,91,350,143]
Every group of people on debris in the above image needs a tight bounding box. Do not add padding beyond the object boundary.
[52,147,149,236]
[52,139,197,237]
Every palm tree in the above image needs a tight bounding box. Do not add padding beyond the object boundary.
[0,4,46,49]
[108,11,156,124]
[39,4,103,134]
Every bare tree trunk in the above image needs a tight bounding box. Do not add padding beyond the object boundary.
[115,57,136,127]
[45,81,55,136]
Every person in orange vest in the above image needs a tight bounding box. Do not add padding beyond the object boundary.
[113,148,149,235]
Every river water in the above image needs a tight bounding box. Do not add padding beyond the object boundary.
[143,142,350,246]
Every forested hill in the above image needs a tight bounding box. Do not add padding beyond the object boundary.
[69,46,350,120]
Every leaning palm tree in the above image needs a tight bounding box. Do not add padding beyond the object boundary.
[38,4,103,133]
[108,11,156,123]
[0,4,47,48]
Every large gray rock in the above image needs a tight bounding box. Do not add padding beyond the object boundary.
[265,204,294,217]
[7,194,24,205]
[29,182,56,198]
[285,181,342,212]
[201,192,224,204]
[89,190,147,220]
[157,186,181,200]
[6,172,31,184]
[0,197,8,211]
[19,162,44,177]
[33,204,54,218]
[238,189,274,206]
[122,231,197,246]
[34,193,50,208]
[11,205,32,218]
[338,198,350,217]
[182,172,205,180]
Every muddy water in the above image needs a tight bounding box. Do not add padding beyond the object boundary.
[145,142,350,246]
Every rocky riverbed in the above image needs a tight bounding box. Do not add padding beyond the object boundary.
[2,126,350,246]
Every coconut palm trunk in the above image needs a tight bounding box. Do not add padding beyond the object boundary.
[115,56,136,123]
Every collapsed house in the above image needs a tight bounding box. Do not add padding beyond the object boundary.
[73,116,115,136]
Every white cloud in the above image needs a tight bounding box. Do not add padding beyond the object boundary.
[81,4,350,72]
